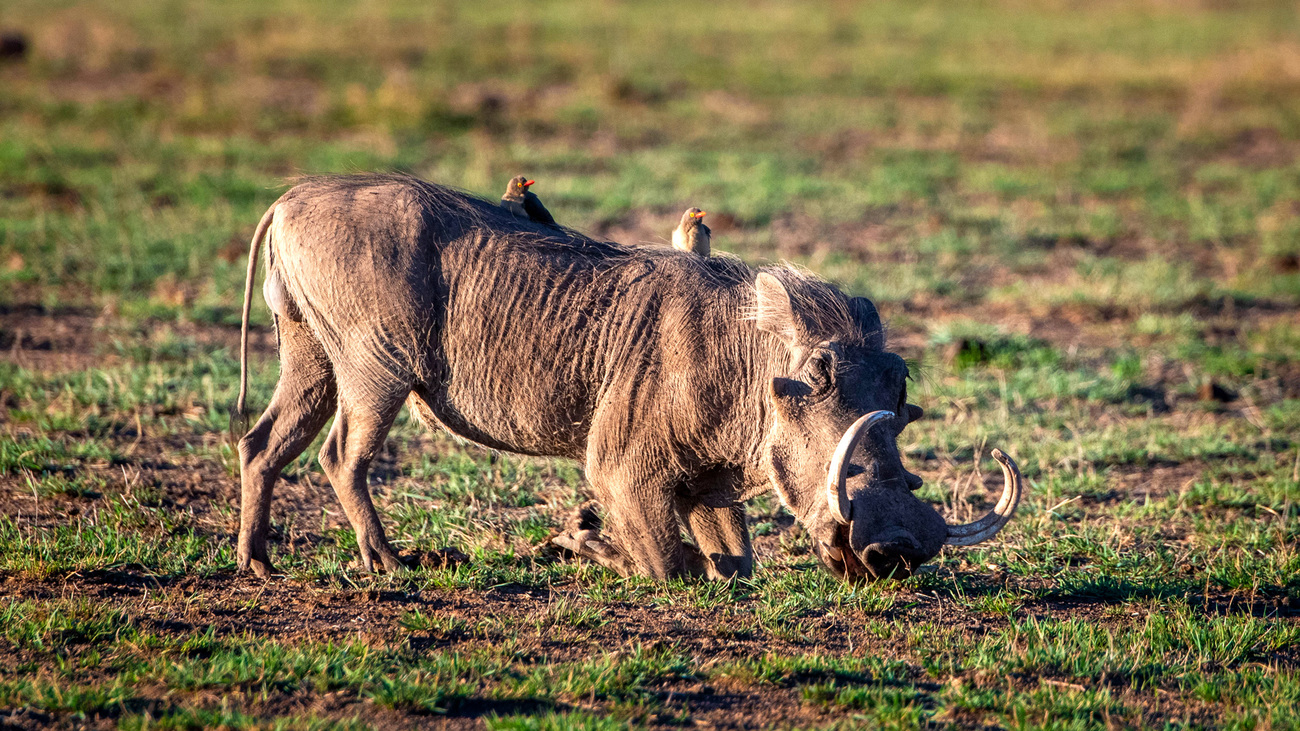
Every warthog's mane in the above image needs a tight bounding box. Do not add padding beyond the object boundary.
[291,173,878,348]
[746,265,879,349]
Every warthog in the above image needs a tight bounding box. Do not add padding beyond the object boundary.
[236,174,1022,581]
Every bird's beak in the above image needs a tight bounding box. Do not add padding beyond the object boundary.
[695,211,707,218]
[523,180,535,187]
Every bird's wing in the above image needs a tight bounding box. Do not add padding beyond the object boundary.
[524,192,557,225]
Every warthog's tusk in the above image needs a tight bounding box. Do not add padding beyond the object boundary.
[944,448,1023,546]
[825,410,895,525]
[821,543,843,561]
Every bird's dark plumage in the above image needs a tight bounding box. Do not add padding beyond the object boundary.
[522,190,556,225]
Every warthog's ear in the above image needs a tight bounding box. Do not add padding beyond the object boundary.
[849,296,884,349]
[754,273,801,346]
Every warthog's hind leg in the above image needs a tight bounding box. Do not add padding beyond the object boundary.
[238,319,337,578]
[318,391,407,573]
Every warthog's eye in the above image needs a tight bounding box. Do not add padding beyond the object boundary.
[807,353,833,392]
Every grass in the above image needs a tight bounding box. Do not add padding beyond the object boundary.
[1,0,1298,727]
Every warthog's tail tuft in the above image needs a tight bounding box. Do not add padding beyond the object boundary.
[232,204,277,437]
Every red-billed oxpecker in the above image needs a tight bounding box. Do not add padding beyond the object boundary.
[501,176,557,226]
[672,207,710,256]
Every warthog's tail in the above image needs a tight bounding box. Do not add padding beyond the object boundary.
[232,204,277,436]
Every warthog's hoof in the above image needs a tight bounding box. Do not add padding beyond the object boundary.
[237,533,276,579]
[237,557,275,579]
[353,553,409,574]
[535,506,603,558]
[551,529,600,555]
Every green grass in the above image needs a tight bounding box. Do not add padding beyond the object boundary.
[1,285,1296,728]
[2,0,1299,727]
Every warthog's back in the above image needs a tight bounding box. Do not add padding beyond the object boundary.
[267,174,764,463]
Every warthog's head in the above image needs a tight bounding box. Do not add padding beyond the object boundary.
[753,272,1022,581]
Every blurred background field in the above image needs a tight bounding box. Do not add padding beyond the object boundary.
[4,0,1300,316]
[1,1,1299,729]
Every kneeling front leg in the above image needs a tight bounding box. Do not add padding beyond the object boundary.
[680,499,753,580]
[555,454,689,579]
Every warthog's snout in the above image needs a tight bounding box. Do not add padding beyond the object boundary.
[817,527,929,581]
[862,535,926,580]
[816,411,1026,582]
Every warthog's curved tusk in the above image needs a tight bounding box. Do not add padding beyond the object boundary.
[945,448,1023,546]
[825,410,895,525]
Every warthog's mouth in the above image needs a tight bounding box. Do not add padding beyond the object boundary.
[818,525,925,582]
[816,525,864,580]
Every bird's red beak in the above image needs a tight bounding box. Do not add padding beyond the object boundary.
[523,180,535,187]
[695,211,707,218]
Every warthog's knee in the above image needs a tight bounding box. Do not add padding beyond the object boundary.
[316,439,342,479]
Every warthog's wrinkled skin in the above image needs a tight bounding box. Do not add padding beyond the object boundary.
[237,174,947,581]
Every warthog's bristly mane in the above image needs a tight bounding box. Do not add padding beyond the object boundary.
[744,264,884,349]
[292,173,881,347]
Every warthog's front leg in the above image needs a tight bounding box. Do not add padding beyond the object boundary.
[679,499,753,580]
[559,446,690,579]
[550,503,639,576]
[551,496,750,580]
[551,522,727,579]
[551,529,638,576]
